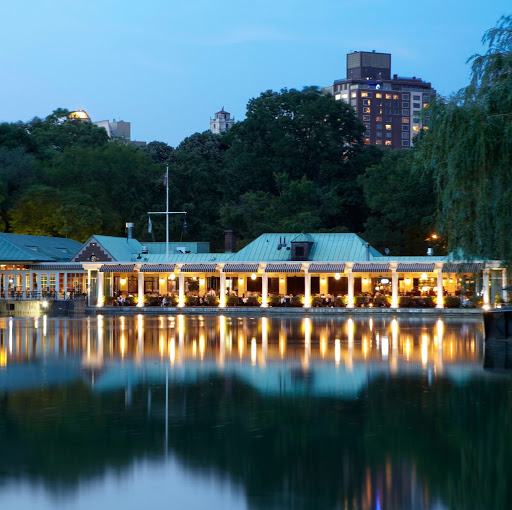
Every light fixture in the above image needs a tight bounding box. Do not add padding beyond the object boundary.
[321,278,326,284]
[375,286,380,291]
[334,273,341,280]
[159,278,165,284]
[251,273,257,280]
[381,278,389,284]
[192,276,197,281]
[169,273,176,280]
[199,278,205,285]
[362,278,368,284]
[449,278,453,283]
[405,278,411,284]
[120,277,127,285]
[238,278,244,284]
[280,278,285,284]
[420,273,428,281]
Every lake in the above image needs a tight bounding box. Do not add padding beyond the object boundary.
[0,314,509,510]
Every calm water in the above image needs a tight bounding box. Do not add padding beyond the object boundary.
[0,314,510,510]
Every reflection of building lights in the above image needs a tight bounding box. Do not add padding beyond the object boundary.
[169,338,175,364]
[199,334,205,360]
[120,334,126,358]
[335,339,341,365]
[381,336,389,357]
[320,335,327,358]
[405,338,411,360]
[238,335,244,358]
[192,340,197,357]
[0,348,7,367]
[422,334,428,365]
[251,338,257,365]
[159,335,165,357]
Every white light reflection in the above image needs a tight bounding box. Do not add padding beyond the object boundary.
[381,335,389,358]
[335,338,341,365]
[251,337,257,366]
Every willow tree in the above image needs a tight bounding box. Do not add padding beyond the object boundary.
[415,16,512,262]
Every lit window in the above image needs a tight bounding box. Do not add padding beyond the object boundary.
[376,139,382,145]
[413,125,420,132]
[385,124,392,130]
[376,116,382,122]
[335,94,341,100]
[363,99,371,105]
[351,92,357,98]
[423,103,429,109]
[376,93,382,98]
[402,109,409,115]
[363,115,370,121]
[361,92,373,98]
[385,140,392,146]
[402,140,410,146]
[385,94,392,99]
[364,138,370,144]
[393,94,399,100]
[402,118,409,123]
[378,109,383,114]
[341,93,348,100]
[363,107,371,113]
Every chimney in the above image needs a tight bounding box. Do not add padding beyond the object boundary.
[225,229,236,253]
[126,222,134,240]
[427,248,434,256]
[365,243,370,261]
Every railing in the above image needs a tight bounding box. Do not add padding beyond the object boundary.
[0,291,87,301]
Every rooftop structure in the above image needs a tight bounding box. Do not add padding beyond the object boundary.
[210,108,235,134]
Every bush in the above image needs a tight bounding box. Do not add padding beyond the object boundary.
[419,296,435,308]
[186,295,198,306]
[268,295,281,307]
[104,295,115,306]
[374,296,390,308]
[312,296,325,307]
[334,296,347,308]
[204,295,219,306]
[145,295,160,307]
[399,296,413,308]
[355,296,369,307]
[124,295,136,306]
[226,295,239,306]
[246,296,261,306]
[444,296,461,308]
[291,295,303,307]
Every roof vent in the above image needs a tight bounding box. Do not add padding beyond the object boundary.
[141,246,148,254]
[427,248,434,256]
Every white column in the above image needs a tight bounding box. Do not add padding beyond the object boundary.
[21,272,26,300]
[436,266,444,308]
[64,273,68,300]
[178,271,185,307]
[483,269,490,308]
[304,270,311,308]
[261,272,268,307]
[219,271,226,307]
[347,266,354,308]
[87,269,91,306]
[391,265,398,308]
[137,270,144,307]
[502,268,508,303]
[97,271,104,307]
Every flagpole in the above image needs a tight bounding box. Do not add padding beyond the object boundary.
[166,165,169,262]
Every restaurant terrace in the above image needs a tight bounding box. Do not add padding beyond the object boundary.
[0,230,505,313]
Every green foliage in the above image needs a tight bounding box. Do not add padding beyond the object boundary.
[414,16,512,263]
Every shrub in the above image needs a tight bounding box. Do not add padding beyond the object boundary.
[334,296,347,308]
[374,295,390,308]
[124,295,136,306]
[444,296,461,308]
[399,296,413,308]
[291,295,303,307]
[186,295,198,306]
[104,295,115,306]
[419,296,435,308]
[312,296,325,307]
[226,295,239,306]
[145,295,160,307]
[268,295,281,307]
[204,295,219,306]
[246,296,261,306]
[355,296,369,307]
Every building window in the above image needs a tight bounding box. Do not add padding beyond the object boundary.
[376,131,382,137]
[363,107,371,113]
[376,139,382,145]
[363,99,371,105]
[385,101,391,107]
[402,140,410,146]
[423,103,430,109]
[376,100,383,106]
[413,103,421,109]
[393,94,399,100]
[364,138,370,144]
[424,95,430,102]
[385,124,392,130]
[363,115,370,121]
[392,109,399,115]
[385,94,392,99]
[378,109,383,114]
[402,93,410,100]
[403,102,409,108]
[364,131,370,137]
[351,92,357,98]
[376,124,382,130]
[402,109,409,115]
[413,95,421,100]
[341,93,348,100]
[402,117,410,123]
[402,132,409,139]
[385,117,392,122]
[361,92,373,98]
[386,132,392,138]
[402,125,409,131]
[413,125,421,132]
[335,94,341,100]
[385,108,391,115]
[376,93,382,98]
[351,99,357,106]
[413,117,420,123]
[385,140,392,146]
[376,116,382,122]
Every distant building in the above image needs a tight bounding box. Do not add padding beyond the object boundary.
[93,119,146,147]
[324,51,435,148]
[210,108,234,134]
[68,110,91,122]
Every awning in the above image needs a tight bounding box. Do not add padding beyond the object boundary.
[222,264,260,273]
[139,264,176,272]
[99,264,135,273]
[396,263,435,272]
[308,263,346,273]
[180,264,218,273]
[352,263,390,273]
[443,263,483,273]
[31,264,85,271]
[265,263,303,273]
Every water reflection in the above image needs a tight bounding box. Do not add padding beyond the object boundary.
[0,315,509,510]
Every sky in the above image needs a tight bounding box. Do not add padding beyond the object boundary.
[0,0,510,147]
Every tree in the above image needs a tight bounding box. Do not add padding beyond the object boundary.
[415,16,512,262]
[144,141,174,164]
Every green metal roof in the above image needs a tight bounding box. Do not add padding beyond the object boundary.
[230,233,382,262]
[89,235,144,262]
[0,233,81,262]
[144,253,230,263]
[144,242,211,254]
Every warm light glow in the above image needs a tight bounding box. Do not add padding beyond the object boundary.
[449,278,453,284]
[280,278,285,284]
[238,278,244,284]
[120,278,127,285]
[199,278,205,285]
[420,273,428,281]
[169,338,175,364]
[431,233,438,239]
[159,278,165,284]
[335,339,341,365]
[404,278,411,285]
[0,348,7,367]
[334,273,341,280]
[251,273,257,280]
[199,334,205,360]
[251,338,257,365]
[381,336,389,358]
[362,278,368,284]
[169,273,176,280]
[421,334,428,365]
[482,304,491,311]
[381,278,389,284]
[120,333,126,358]
[321,278,326,284]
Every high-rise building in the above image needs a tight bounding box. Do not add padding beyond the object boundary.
[324,51,435,148]
[210,108,234,134]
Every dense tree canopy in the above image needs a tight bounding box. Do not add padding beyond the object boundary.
[414,15,512,262]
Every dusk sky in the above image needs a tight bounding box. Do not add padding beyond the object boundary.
[1,0,509,147]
